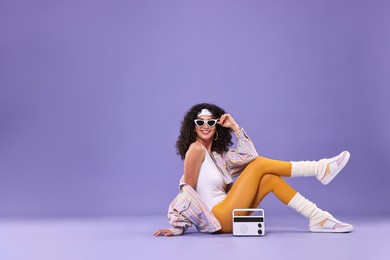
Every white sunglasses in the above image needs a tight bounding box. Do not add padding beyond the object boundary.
[194,119,218,127]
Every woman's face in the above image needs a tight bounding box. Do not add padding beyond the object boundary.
[194,115,217,142]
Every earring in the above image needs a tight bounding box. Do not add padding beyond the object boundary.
[214,131,219,141]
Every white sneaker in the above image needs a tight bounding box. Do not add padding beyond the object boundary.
[310,217,353,233]
[319,151,350,185]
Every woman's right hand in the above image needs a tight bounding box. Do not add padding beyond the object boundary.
[153,228,174,237]
[218,113,240,132]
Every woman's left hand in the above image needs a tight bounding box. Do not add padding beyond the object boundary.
[217,114,240,132]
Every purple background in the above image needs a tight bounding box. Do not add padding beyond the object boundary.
[0,0,389,218]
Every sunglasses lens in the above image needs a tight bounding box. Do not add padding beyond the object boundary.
[207,120,217,126]
[195,120,204,126]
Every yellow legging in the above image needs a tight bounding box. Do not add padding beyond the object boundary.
[211,156,298,233]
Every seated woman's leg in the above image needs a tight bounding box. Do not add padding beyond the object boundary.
[257,151,351,185]
[212,157,296,233]
[212,157,353,233]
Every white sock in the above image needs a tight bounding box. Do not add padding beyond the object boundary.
[290,159,327,181]
[287,192,331,226]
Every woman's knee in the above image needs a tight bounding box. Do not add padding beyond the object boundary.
[248,156,268,173]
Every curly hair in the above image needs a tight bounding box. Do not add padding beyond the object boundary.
[176,103,233,160]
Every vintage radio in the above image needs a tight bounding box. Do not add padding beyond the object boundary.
[233,208,265,236]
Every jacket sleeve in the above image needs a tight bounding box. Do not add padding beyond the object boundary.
[167,193,193,236]
[224,128,259,177]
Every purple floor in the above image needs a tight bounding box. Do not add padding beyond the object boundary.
[1,214,389,260]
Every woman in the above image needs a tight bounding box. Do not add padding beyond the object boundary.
[153,103,353,236]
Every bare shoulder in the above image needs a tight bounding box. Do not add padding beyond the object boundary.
[189,141,205,151]
[183,142,205,187]
[186,142,206,161]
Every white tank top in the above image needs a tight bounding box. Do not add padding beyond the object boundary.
[195,148,227,210]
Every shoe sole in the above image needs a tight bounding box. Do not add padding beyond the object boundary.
[322,151,350,185]
[310,225,353,233]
